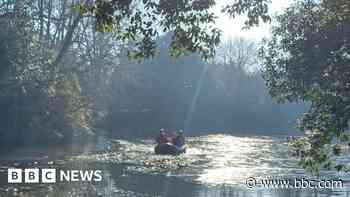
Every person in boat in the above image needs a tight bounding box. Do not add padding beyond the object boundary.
[174,129,185,147]
[156,128,167,144]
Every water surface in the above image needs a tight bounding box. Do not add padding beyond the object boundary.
[0,134,349,197]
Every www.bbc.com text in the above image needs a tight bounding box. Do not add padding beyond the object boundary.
[245,177,343,189]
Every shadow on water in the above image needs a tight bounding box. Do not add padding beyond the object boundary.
[0,134,350,197]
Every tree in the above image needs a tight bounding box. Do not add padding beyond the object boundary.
[216,37,258,71]
[78,0,273,59]
[214,38,258,100]
[0,0,275,145]
[0,0,94,145]
[260,0,350,173]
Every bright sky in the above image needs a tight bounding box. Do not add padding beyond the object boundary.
[214,0,292,41]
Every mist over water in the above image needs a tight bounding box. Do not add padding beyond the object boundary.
[1,134,349,197]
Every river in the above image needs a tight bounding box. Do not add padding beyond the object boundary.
[0,134,349,197]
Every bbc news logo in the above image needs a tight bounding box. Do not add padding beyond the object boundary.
[8,168,102,183]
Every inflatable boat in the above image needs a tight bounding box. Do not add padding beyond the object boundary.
[154,142,186,155]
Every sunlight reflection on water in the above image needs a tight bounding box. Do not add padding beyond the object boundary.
[1,134,350,197]
[185,135,299,186]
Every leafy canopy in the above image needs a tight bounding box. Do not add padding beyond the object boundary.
[260,0,350,173]
[78,0,272,59]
